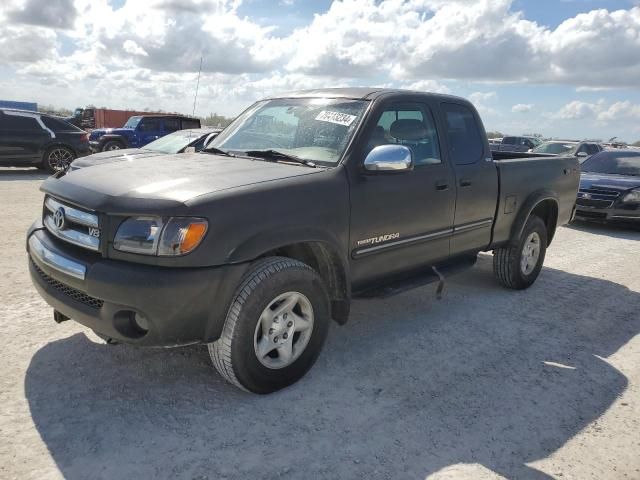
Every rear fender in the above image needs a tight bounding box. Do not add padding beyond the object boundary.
[510,189,559,245]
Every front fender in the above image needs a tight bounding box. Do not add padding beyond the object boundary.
[226,226,346,265]
[99,134,130,149]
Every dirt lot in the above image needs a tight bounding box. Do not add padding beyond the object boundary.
[0,167,639,480]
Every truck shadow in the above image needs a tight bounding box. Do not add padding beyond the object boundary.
[24,257,640,479]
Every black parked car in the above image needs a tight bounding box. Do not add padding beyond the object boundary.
[0,109,90,172]
[71,128,222,170]
[576,150,640,224]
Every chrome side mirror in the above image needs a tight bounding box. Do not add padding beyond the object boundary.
[364,145,413,173]
[576,151,588,158]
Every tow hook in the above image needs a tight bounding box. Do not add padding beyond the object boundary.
[53,310,70,323]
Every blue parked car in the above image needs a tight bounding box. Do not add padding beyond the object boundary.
[88,115,201,152]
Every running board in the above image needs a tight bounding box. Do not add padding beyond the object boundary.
[354,255,477,299]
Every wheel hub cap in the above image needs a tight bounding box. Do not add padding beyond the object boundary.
[253,291,314,369]
[49,148,73,171]
[520,232,541,275]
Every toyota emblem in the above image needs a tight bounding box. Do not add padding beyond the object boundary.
[53,207,66,230]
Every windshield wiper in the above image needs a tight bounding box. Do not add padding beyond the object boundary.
[201,146,235,157]
[244,149,317,168]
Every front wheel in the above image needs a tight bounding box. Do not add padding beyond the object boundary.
[43,146,75,173]
[493,215,547,289]
[102,140,123,151]
[209,257,330,394]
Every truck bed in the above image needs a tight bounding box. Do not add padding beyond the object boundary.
[491,155,580,247]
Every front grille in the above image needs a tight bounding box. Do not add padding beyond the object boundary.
[31,259,104,309]
[43,196,101,252]
[576,198,613,208]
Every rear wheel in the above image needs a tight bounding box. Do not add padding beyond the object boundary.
[43,146,75,173]
[493,215,547,289]
[209,257,330,394]
[102,140,123,151]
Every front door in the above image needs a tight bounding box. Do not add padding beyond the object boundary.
[348,101,456,288]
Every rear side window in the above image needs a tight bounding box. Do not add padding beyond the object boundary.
[442,103,484,165]
[163,118,180,133]
[181,118,201,129]
[3,114,42,132]
[139,118,160,132]
[42,116,81,132]
[503,137,516,145]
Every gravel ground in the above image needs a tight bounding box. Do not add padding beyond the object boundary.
[1,167,639,480]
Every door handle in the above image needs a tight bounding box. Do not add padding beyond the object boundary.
[459,179,472,187]
[435,181,449,191]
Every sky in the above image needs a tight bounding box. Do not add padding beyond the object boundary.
[1,0,640,141]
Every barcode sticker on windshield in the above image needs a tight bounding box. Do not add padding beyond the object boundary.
[315,111,357,127]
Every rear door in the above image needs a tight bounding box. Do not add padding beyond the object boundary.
[348,100,456,286]
[162,118,180,135]
[439,102,498,255]
[0,111,51,163]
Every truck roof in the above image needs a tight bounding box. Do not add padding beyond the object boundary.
[266,87,464,102]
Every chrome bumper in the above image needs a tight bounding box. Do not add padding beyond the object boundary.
[28,234,86,280]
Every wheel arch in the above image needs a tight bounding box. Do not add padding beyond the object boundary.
[228,232,351,325]
[99,135,128,150]
[511,191,559,246]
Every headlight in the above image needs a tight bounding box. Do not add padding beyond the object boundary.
[621,189,640,203]
[114,216,208,256]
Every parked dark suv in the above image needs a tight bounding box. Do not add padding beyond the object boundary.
[0,109,90,172]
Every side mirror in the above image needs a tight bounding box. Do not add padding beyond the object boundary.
[576,151,588,157]
[364,145,413,173]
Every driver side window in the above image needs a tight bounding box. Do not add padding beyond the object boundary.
[366,104,441,166]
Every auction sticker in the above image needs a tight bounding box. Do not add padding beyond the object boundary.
[315,110,357,126]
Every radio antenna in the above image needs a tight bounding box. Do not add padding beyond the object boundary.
[192,56,203,117]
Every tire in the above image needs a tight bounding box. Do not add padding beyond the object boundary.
[43,146,75,173]
[209,257,330,394]
[102,140,124,152]
[493,215,547,290]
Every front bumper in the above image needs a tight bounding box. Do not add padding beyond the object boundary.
[27,225,248,347]
[575,204,640,223]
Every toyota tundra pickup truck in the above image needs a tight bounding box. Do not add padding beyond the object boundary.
[27,88,580,393]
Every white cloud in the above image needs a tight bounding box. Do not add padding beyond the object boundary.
[469,91,497,114]
[400,80,451,94]
[512,103,533,113]
[123,40,148,57]
[556,99,640,124]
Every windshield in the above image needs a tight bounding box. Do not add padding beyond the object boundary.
[209,98,369,165]
[145,130,204,154]
[533,142,577,155]
[581,151,640,176]
[124,116,142,129]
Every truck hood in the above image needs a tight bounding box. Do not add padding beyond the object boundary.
[42,153,324,212]
[579,172,640,192]
[70,148,158,170]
